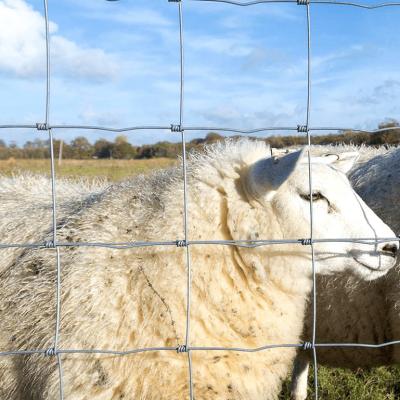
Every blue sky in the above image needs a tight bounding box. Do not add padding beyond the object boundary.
[0,0,400,146]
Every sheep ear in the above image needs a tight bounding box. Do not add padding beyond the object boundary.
[246,148,305,201]
[322,151,359,174]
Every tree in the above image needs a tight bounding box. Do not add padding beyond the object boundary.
[94,139,113,159]
[205,132,224,143]
[113,135,135,159]
[70,136,93,159]
[115,135,128,145]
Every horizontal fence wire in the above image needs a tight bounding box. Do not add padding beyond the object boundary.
[3,340,400,358]
[189,0,400,8]
[0,237,399,250]
[1,0,400,399]
[1,124,399,134]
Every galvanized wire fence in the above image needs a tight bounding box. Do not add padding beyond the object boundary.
[1,0,400,399]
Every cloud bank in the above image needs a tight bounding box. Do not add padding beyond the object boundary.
[0,0,118,81]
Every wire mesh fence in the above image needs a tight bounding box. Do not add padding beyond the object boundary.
[0,0,400,399]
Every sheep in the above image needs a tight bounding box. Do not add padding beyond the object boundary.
[289,146,400,400]
[0,175,109,400]
[0,139,398,400]
[0,175,108,274]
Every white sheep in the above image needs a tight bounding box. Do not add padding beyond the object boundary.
[0,139,397,400]
[289,146,400,400]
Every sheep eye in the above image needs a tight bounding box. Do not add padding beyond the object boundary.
[300,192,325,202]
[299,191,336,213]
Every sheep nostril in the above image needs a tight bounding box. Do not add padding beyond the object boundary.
[382,243,398,258]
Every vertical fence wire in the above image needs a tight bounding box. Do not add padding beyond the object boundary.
[302,2,319,399]
[43,1,64,399]
[304,1,320,397]
[174,1,195,399]
[43,0,50,128]
[54,247,64,400]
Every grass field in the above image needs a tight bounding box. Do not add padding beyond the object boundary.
[280,364,400,399]
[1,157,399,399]
[0,158,177,181]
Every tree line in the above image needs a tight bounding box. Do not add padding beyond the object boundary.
[0,120,399,160]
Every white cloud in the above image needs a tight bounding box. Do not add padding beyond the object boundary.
[312,45,367,71]
[68,0,172,28]
[311,67,400,129]
[87,8,172,28]
[188,34,254,57]
[51,36,119,82]
[0,0,119,81]
[78,106,122,127]
[358,79,400,105]
[189,2,299,23]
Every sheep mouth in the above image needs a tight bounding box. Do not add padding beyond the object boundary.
[353,257,382,272]
[352,254,393,272]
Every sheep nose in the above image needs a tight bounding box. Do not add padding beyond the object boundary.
[382,243,399,258]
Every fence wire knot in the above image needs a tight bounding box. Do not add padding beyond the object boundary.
[36,123,48,131]
[297,0,310,4]
[45,347,57,357]
[170,124,183,132]
[176,240,188,247]
[297,124,308,133]
[176,345,188,353]
[302,342,314,350]
[300,238,313,246]
[43,240,56,249]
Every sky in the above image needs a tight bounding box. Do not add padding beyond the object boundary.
[0,0,400,146]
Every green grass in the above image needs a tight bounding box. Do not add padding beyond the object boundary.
[0,158,177,181]
[279,364,400,399]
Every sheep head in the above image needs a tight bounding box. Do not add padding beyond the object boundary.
[230,149,398,286]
